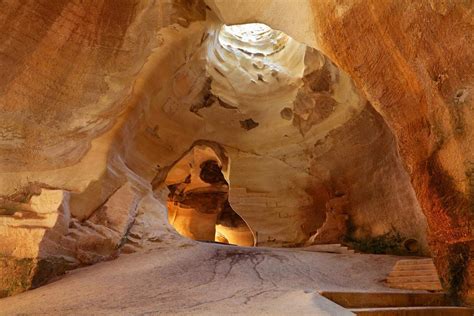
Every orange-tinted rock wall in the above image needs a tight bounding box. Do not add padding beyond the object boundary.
[309,0,474,301]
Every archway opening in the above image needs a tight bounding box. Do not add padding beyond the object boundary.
[164,144,254,246]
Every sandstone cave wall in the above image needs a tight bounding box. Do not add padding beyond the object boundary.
[2,0,470,300]
[206,0,474,302]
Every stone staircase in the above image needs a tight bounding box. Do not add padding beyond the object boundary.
[385,258,443,291]
[229,187,319,245]
[303,243,356,254]
[320,291,474,315]
[229,187,278,208]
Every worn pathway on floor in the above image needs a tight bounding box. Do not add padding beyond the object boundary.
[0,242,419,315]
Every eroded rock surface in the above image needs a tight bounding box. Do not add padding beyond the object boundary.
[0,0,472,304]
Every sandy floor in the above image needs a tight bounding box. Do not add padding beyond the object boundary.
[0,241,415,316]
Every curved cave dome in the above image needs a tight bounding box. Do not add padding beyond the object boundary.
[207,22,306,109]
[218,23,288,56]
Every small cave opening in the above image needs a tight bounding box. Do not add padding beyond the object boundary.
[205,21,306,111]
[218,23,288,56]
[164,144,254,246]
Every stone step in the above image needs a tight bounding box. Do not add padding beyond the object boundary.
[394,259,434,266]
[229,187,247,195]
[231,199,272,207]
[69,222,96,235]
[319,291,449,308]
[58,235,78,249]
[66,230,88,239]
[241,192,273,198]
[230,187,271,197]
[386,275,441,283]
[126,235,142,246]
[386,258,442,291]
[388,270,438,277]
[320,291,474,316]
[386,282,442,291]
[393,264,436,271]
[351,306,474,316]
[121,243,140,254]
[303,244,356,254]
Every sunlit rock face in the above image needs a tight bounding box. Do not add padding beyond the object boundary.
[206,0,474,303]
[0,1,205,174]
[207,21,427,250]
[208,22,306,108]
[310,1,474,303]
[0,0,472,303]
[0,0,208,297]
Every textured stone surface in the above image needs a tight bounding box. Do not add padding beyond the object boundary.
[0,0,472,305]
[307,1,474,302]
[208,0,473,302]
[308,195,349,245]
[0,241,408,315]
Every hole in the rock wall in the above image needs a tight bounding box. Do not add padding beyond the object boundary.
[206,21,305,113]
[239,118,259,130]
[404,238,419,253]
[199,160,226,184]
[219,23,287,56]
[164,144,255,247]
[280,107,293,120]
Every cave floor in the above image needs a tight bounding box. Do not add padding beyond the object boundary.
[0,243,427,315]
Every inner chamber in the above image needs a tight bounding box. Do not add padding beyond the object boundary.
[163,22,307,246]
[161,22,429,255]
[165,144,254,246]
